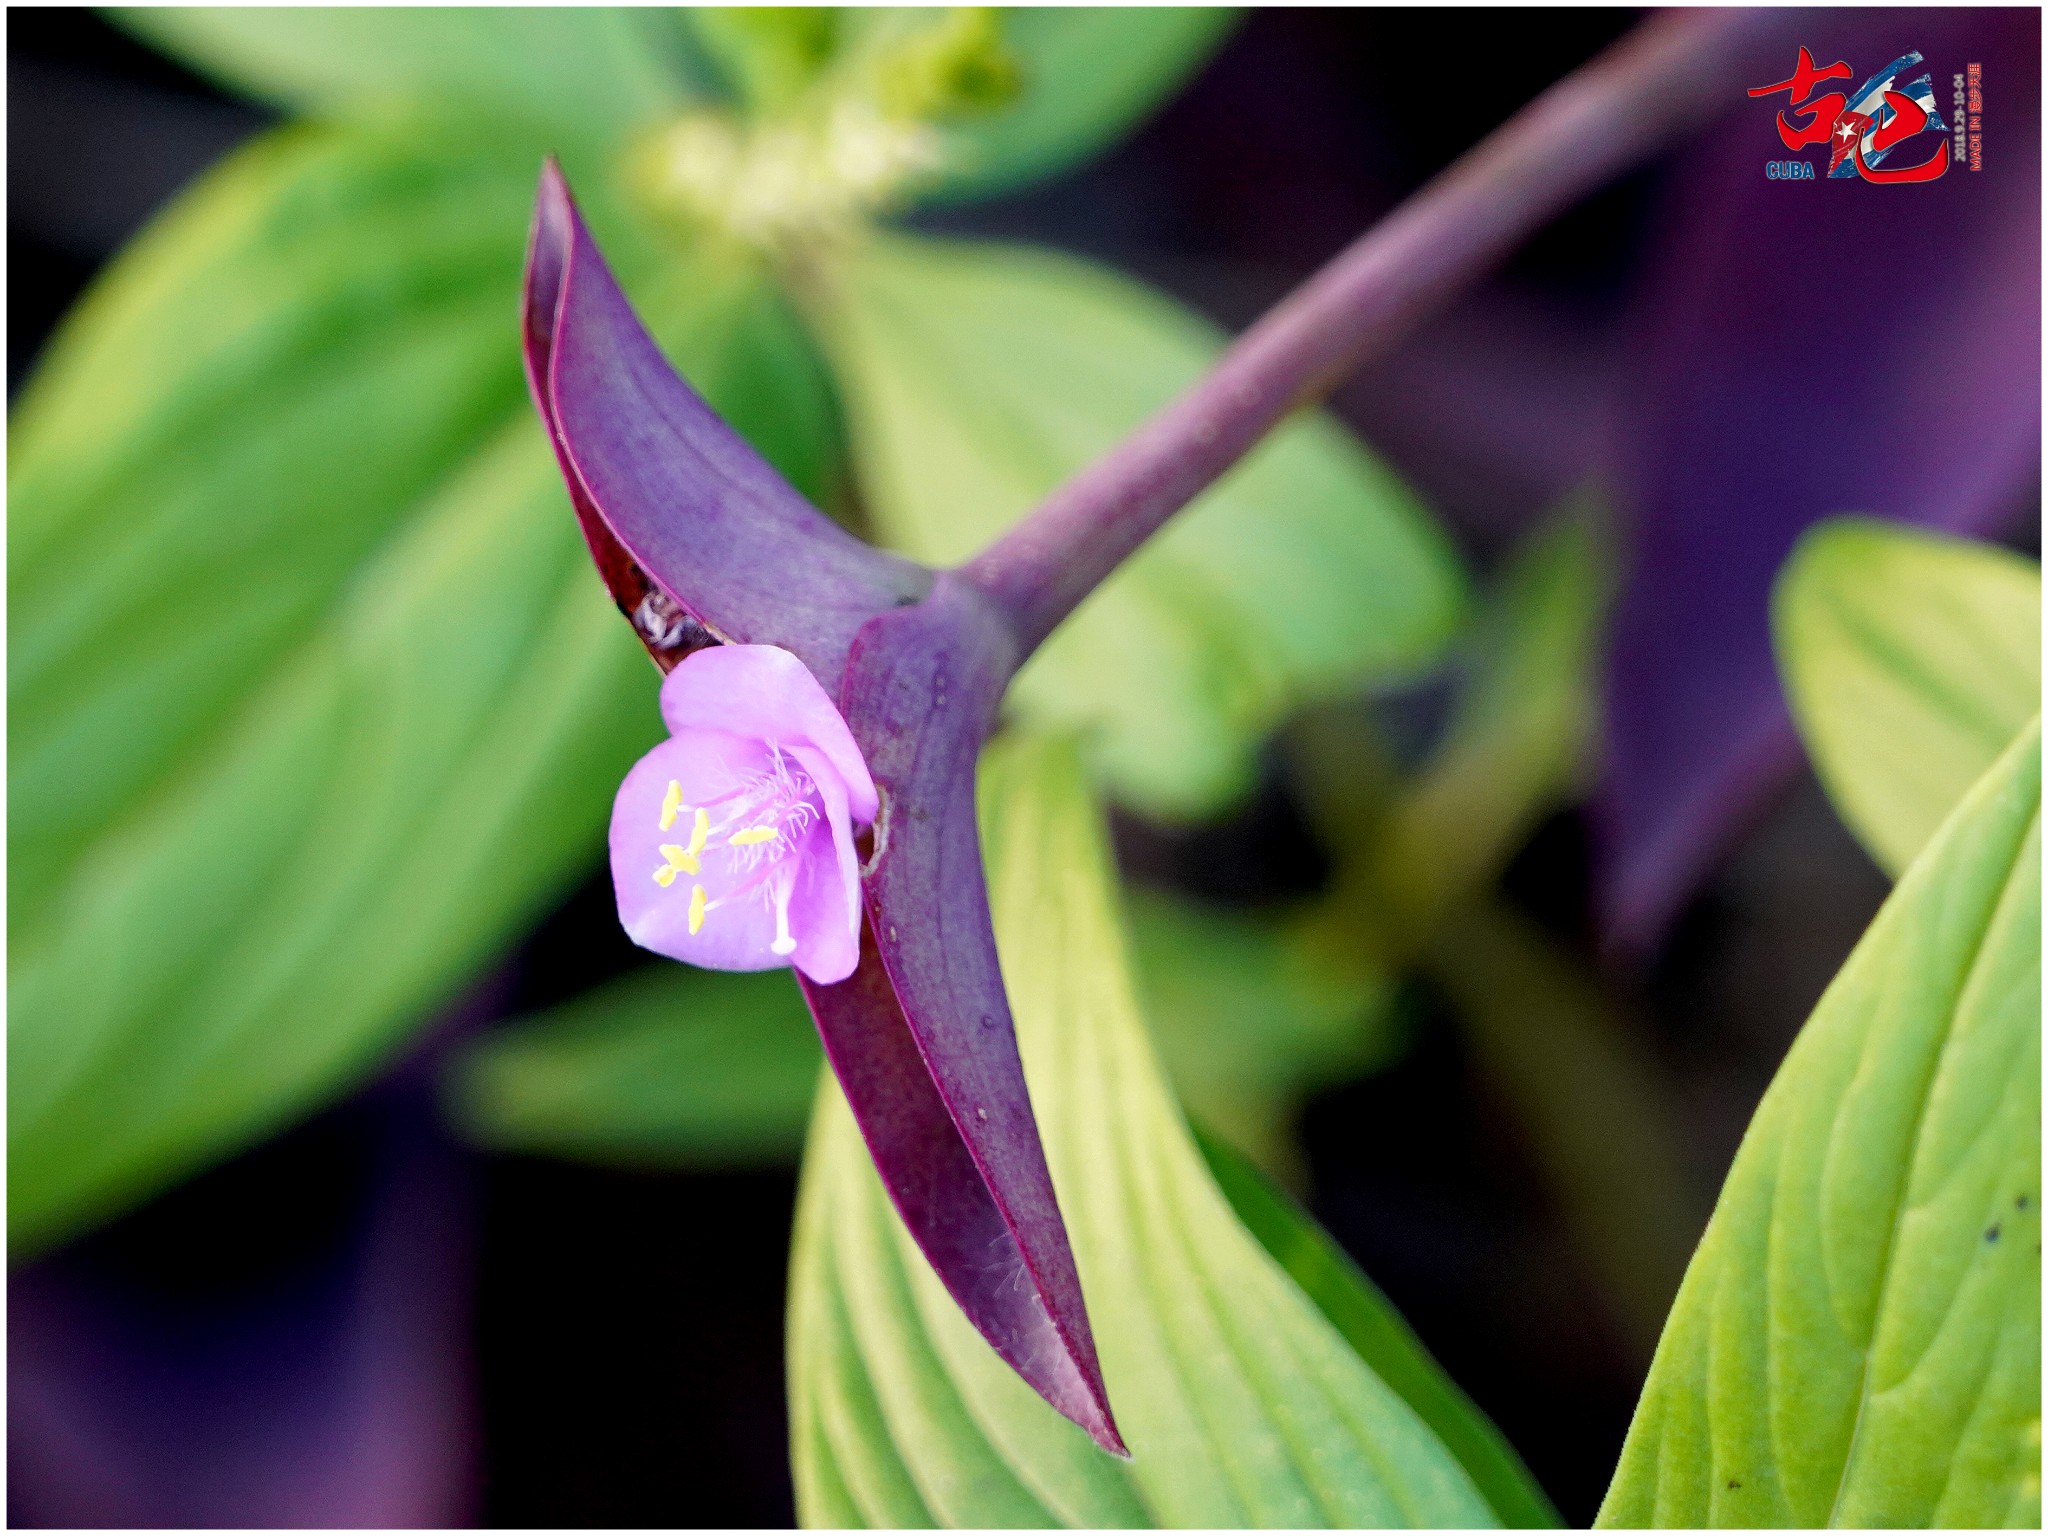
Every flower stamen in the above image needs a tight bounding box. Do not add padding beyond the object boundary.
[770,877,798,956]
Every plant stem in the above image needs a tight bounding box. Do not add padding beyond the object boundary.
[960,7,1792,657]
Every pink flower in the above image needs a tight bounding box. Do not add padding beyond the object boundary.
[610,644,877,985]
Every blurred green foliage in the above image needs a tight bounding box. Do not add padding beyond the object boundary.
[447,966,824,1168]
[450,886,1388,1182]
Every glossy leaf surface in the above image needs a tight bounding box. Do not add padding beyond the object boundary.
[7,125,839,1249]
[822,232,1465,819]
[814,575,1119,1452]
[1775,518,2040,877]
[447,966,821,1167]
[1599,720,2041,1527]
[789,733,1498,1527]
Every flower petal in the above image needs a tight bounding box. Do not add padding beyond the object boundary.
[787,825,862,987]
[662,644,879,824]
[786,740,865,986]
[522,161,931,682]
[610,730,790,971]
[815,573,1125,1454]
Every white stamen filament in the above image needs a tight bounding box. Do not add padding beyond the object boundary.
[770,876,797,956]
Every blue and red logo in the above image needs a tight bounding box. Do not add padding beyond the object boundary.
[1750,47,1958,183]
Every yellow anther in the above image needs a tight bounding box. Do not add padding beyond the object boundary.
[670,835,703,875]
[729,825,778,846]
[658,780,683,831]
[688,884,708,934]
[654,842,698,885]
[684,806,710,864]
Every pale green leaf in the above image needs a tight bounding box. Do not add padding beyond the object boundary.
[111,6,685,152]
[1775,517,2040,877]
[789,733,1502,1527]
[1197,1128,1560,1528]
[820,232,1466,819]
[1598,719,2041,1528]
[11,122,542,924]
[447,965,823,1167]
[929,8,1240,200]
[7,122,838,1249]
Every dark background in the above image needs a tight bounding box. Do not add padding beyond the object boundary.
[9,8,1976,1527]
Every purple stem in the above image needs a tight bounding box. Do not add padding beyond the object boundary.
[960,7,1795,657]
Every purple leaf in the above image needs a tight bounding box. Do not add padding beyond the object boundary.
[1596,8,2040,957]
[524,170,1121,1452]
[811,574,1123,1453]
[522,160,929,681]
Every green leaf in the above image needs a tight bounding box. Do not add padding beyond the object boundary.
[789,733,1502,1527]
[111,6,685,153]
[1775,517,2041,878]
[7,121,840,1250]
[1128,887,1394,1179]
[928,8,1240,201]
[11,122,539,924]
[1197,1128,1561,1529]
[446,965,823,1167]
[819,232,1467,819]
[1598,718,2041,1528]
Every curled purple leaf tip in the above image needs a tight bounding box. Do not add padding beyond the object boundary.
[522,159,929,682]
[523,166,1121,1453]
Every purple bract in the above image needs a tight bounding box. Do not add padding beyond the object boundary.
[523,163,1124,1454]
